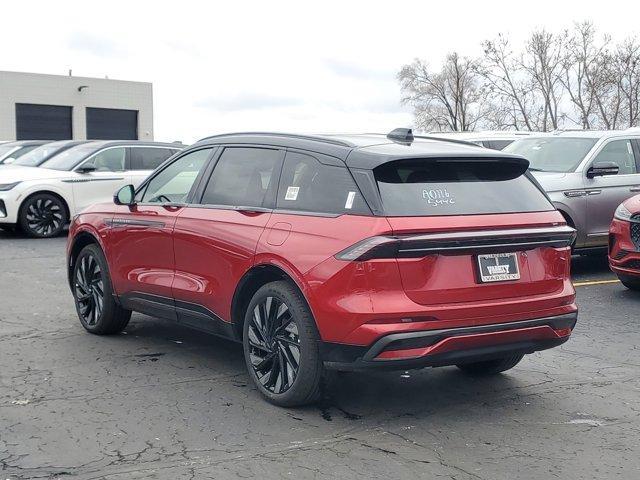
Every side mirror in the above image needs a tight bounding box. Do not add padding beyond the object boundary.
[3,157,16,164]
[114,184,136,206]
[587,161,619,178]
[76,165,97,174]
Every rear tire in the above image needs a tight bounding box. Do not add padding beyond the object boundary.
[618,274,640,291]
[19,193,67,238]
[456,354,524,375]
[72,244,131,335]
[243,281,324,407]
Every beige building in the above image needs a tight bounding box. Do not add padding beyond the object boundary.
[0,71,153,141]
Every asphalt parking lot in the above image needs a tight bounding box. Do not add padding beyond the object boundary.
[1,231,639,480]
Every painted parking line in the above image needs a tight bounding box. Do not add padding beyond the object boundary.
[572,279,620,287]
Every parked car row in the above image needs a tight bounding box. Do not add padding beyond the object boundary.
[0,140,183,237]
[0,140,51,164]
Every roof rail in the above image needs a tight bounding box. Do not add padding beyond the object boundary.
[196,132,355,148]
[413,135,483,148]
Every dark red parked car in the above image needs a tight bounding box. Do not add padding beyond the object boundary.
[67,129,578,406]
[609,194,640,290]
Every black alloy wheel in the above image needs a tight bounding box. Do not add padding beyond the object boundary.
[73,244,131,335]
[247,295,301,394]
[20,194,67,237]
[75,253,105,327]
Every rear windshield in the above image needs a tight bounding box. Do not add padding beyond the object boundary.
[374,158,554,216]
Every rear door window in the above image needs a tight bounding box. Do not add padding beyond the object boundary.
[374,158,553,216]
[200,147,282,208]
[277,151,369,215]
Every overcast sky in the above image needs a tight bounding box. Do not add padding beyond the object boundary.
[1,0,638,142]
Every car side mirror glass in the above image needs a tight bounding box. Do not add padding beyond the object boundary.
[587,161,619,178]
[114,184,136,206]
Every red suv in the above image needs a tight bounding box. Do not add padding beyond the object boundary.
[67,129,578,406]
[609,194,640,290]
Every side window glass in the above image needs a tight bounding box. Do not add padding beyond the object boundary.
[81,147,126,172]
[200,147,281,207]
[130,148,175,170]
[592,140,637,175]
[140,148,210,203]
[276,152,369,215]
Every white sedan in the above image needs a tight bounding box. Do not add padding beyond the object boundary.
[0,141,182,237]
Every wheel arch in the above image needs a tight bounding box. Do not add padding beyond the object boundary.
[230,263,311,341]
[67,230,102,289]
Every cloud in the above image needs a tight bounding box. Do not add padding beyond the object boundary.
[323,59,395,81]
[195,93,303,112]
[67,32,125,58]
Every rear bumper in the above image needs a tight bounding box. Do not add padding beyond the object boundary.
[321,312,577,371]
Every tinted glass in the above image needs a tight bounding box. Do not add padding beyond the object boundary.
[40,144,103,171]
[201,147,281,207]
[140,148,211,203]
[277,152,369,215]
[487,140,514,150]
[80,147,126,172]
[130,147,177,170]
[592,140,637,175]
[503,137,598,172]
[13,142,76,167]
[0,144,18,160]
[374,158,553,216]
[2,145,39,162]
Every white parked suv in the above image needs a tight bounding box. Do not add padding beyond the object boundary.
[0,141,183,237]
[504,129,640,251]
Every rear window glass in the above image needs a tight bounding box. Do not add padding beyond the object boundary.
[374,158,553,216]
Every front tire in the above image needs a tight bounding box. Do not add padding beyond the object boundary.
[19,193,67,238]
[618,274,640,291]
[243,281,323,407]
[73,244,131,334]
[456,354,524,375]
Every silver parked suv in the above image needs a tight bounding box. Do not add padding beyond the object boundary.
[504,129,640,252]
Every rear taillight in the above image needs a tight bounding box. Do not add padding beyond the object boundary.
[335,236,399,261]
[335,225,576,262]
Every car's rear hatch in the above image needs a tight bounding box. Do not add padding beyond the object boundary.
[351,155,575,306]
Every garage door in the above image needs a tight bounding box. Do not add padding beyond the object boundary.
[15,103,73,140]
[86,107,138,140]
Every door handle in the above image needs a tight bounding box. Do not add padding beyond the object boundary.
[586,190,602,196]
[630,187,640,193]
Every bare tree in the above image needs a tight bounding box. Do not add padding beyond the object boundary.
[479,34,537,131]
[615,37,640,127]
[522,29,567,131]
[400,25,640,132]
[561,22,612,128]
[398,53,487,132]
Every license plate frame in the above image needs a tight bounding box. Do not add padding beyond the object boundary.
[477,252,520,283]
